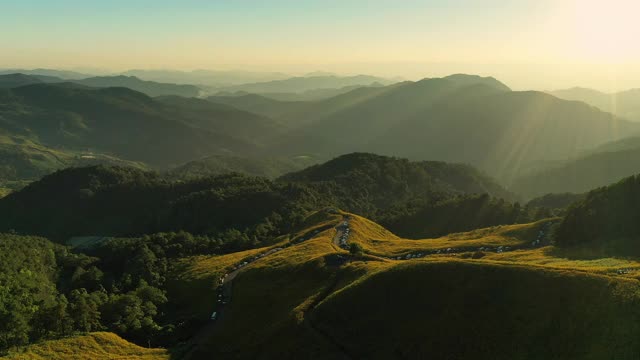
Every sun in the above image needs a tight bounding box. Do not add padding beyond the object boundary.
[562,0,640,62]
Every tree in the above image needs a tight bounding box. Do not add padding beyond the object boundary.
[349,243,364,256]
[69,289,102,333]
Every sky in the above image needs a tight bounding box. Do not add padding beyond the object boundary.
[3,0,640,91]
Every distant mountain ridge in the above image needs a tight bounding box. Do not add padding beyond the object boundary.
[253,74,637,184]
[512,136,640,198]
[0,68,90,79]
[214,74,395,94]
[551,86,640,121]
[121,69,291,86]
[72,75,203,97]
[0,73,203,97]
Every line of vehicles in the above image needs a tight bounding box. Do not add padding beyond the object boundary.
[337,220,350,249]
[210,226,330,321]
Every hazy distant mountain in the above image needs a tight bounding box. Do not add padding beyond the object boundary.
[512,136,640,197]
[207,94,309,119]
[551,87,640,121]
[72,75,202,97]
[154,96,284,144]
[216,74,395,94]
[0,68,90,80]
[121,69,290,86]
[255,83,387,101]
[0,74,39,88]
[303,71,337,77]
[262,74,638,184]
[0,84,279,168]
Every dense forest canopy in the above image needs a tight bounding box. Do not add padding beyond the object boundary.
[555,174,640,253]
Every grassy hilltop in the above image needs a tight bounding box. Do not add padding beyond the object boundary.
[4,332,168,360]
[5,205,640,359]
[169,209,640,359]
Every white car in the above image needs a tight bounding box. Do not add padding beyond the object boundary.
[210,312,218,320]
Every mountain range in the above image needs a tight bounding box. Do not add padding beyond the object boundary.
[210,74,638,184]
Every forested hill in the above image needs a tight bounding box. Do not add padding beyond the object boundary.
[280,152,515,202]
[555,174,640,252]
[278,153,544,238]
[0,83,279,168]
[0,154,540,243]
[0,166,320,244]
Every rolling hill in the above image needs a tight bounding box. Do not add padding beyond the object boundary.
[0,131,147,183]
[4,332,169,360]
[0,154,524,242]
[0,83,277,168]
[280,152,515,202]
[175,210,640,359]
[4,190,640,359]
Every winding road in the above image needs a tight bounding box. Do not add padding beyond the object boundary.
[184,217,558,359]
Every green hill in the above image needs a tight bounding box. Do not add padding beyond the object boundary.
[0,166,320,242]
[555,174,640,252]
[312,260,640,360]
[180,212,640,359]
[512,137,640,197]
[0,153,529,242]
[277,153,551,238]
[3,196,640,358]
[280,152,516,205]
[0,84,275,168]
[3,332,169,360]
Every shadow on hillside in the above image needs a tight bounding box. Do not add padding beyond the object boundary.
[547,241,640,260]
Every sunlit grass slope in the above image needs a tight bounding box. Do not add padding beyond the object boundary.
[312,260,640,360]
[347,213,640,275]
[347,213,553,256]
[166,209,344,319]
[4,332,169,360]
[173,210,640,359]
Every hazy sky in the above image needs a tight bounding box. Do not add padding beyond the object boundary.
[3,0,640,91]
